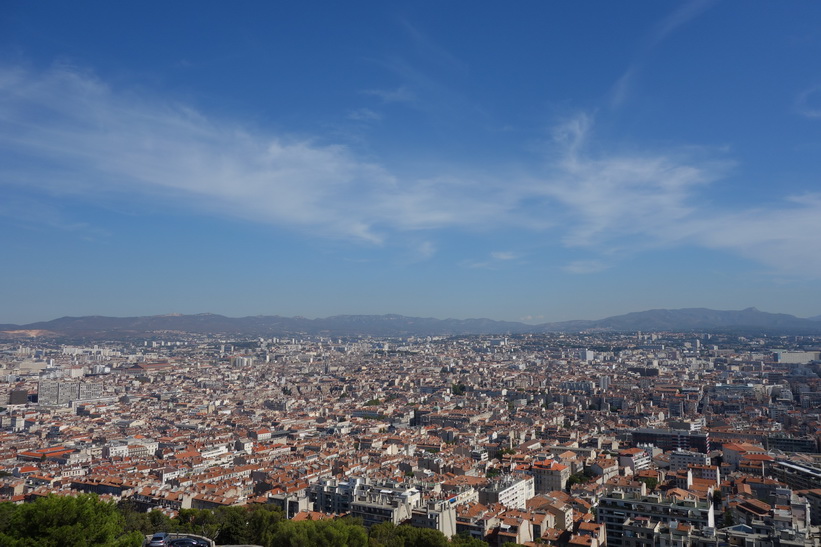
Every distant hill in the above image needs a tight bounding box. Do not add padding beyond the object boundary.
[2,307,821,338]
[564,307,820,333]
[2,313,531,338]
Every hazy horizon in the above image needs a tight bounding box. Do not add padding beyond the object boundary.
[3,305,819,328]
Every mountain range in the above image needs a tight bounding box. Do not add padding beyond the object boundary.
[1,307,820,339]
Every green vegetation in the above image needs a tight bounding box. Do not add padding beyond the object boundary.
[567,473,585,488]
[272,517,368,546]
[0,494,143,546]
[364,398,381,406]
[358,412,388,421]
[567,468,596,490]
[369,522,449,547]
[0,494,491,547]
[722,508,736,527]
[117,501,288,545]
[450,383,466,396]
[450,533,489,546]
[636,476,658,490]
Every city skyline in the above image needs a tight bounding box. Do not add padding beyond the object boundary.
[3,1,821,324]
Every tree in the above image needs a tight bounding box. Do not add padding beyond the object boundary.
[369,521,403,547]
[149,510,171,530]
[117,499,152,536]
[247,504,285,546]
[268,517,368,547]
[215,505,252,544]
[406,527,448,547]
[722,508,736,528]
[0,494,143,546]
[567,471,591,490]
[636,477,658,490]
[371,524,449,547]
[0,502,17,542]
[177,508,221,539]
[450,533,488,546]
[117,499,174,537]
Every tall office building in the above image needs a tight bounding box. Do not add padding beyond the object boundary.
[38,380,104,406]
[631,428,710,454]
[598,491,714,547]
[37,380,60,406]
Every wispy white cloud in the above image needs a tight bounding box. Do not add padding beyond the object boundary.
[538,115,821,277]
[347,108,382,122]
[525,112,821,277]
[796,85,821,119]
[490,251,519,261]
[649,0,715,46]
[414,240,437,261]
[364,52,486,125]
[682,194,821,276]
[462,251,523,270]
[0,65,508,242]
[3,65,821,278]
[551,113,593,156]
[363,85,416,104]
[400,20,468,75]
[610,68,637,110]
[610,0,714,107]
[563,260,610,275]
[539,113,725,249]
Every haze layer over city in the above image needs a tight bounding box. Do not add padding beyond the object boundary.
[3,1,821,324]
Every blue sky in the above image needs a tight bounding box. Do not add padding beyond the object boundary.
[2,1,821,324]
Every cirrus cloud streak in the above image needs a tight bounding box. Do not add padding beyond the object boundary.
[2,64,821,277]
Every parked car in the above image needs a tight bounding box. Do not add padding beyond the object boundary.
[148,532,171,547]
[169,538,210,547]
